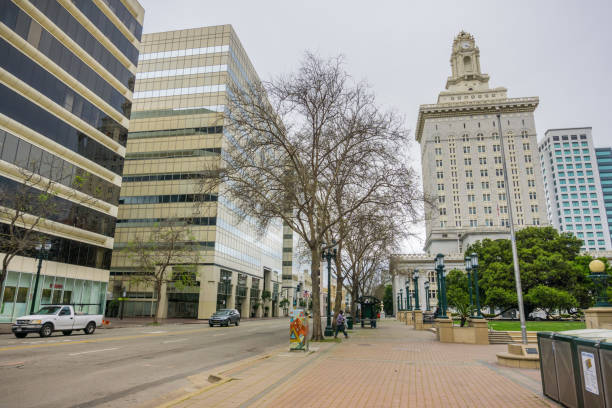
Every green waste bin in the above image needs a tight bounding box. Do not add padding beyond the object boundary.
[346,316,353,330]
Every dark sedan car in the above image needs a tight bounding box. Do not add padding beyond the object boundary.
[209,309,240,327]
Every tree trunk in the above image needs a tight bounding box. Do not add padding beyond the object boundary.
[333,254,343,325]
[310,248,323,340]
[351,280,359,318]
[154,283,162,324]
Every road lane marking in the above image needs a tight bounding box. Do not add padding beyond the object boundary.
[143,331,167,334]
[162,338,187,344]
[212,333,226,337]
[69,347,118,356]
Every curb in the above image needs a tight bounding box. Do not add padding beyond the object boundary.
[155,375,234,408]
[152,349,280,408]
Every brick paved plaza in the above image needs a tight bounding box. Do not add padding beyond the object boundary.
[149,319,556,408]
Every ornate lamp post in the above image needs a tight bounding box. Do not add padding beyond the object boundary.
[413,270,420,311]
[404,281,409,310]
[321,241,338,336]
[589,259,611,307]
[30,242,52,314]
[399,288,404,312]
[471,252,483,318]
[434,254,443,318]
[424,280,431,311]
[435,254,449,317]
[465,256,473,317]
[396,293,400,315]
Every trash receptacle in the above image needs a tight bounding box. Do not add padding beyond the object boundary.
[574,338,606,408]
[538,329,612,408]
[346,316,353,330]
[600,340,612,407]
[537,332,581,408]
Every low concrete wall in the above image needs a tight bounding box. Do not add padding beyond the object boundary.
[436,318,489,345]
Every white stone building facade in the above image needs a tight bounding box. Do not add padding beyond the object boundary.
[416,31,548,255]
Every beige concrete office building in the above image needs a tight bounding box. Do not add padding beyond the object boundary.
[110,26,283,320]
[0,0,143,322]
[416,31,548,255]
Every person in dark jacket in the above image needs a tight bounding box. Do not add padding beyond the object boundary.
[334,310,348,339]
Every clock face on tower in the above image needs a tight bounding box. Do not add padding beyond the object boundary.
[461,42,470,49]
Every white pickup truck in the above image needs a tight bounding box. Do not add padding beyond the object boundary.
[11,305,103,338]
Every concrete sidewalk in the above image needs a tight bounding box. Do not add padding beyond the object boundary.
[145,319,556,408]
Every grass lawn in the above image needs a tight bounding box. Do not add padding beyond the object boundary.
[487,320,586,332]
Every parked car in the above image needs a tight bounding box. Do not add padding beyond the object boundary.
[209,309,240,327]
[12,305,103,338]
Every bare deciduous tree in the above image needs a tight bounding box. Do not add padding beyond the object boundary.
[0,161,98,292]
[199,52,420,339]
[123,223,199,323]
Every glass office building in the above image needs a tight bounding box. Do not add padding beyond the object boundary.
[539,128,612,251]
[110,26,283,320]
[0,0,144,322]
[595,147,612,244]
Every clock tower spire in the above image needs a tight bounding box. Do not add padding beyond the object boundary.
[445,31,490,92]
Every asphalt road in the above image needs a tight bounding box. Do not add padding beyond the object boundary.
[0,318,289,408]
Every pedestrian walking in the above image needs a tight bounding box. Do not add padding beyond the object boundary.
[334,310,348,339]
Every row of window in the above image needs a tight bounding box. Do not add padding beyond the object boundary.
[437,180,536,191]
[118,193,218,205]
[554,156,592,164]
[122,172,212,183]
[136,64,227,80]
[0,130,120,205]
[555,149,591,155]
[0,1,131,117]
[71,0,139,65]
[551,134,587,141]
[99,0,142,40]
[125,147,221,160]
[130,106,226,119]
[127,126,223,139]
[116,217,217,227]
[133,84,226,99]
[437,219,540,228]
[0,39,128,146]
[30,0,134,91]
[138,45,230,61]
[0,223,112,269]
[0,84,124,175]
[0,176,116,237]
[563,216,603,223]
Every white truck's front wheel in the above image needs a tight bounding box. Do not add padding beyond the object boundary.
[39,324,53,338]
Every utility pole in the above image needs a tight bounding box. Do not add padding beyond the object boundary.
[497,112,528,345]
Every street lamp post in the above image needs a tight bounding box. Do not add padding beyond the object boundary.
[30,242,51,314]
[424,280,430,311]
[465,256,473,317]
[399,288,403,312]
[435,254,448,318]
[321,241,338,337]
[471,253,483,318]
[434,254,443,318]
[413,270,420,311]
[405,281,411,310]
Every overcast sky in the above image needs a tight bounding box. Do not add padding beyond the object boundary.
[140,0,612,254]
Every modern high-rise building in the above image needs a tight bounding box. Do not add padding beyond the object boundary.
[539,128,611,251]
[110,25,283,320]
[416,31,548,255]
[595,147,612,245]
[0,0,144,322]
